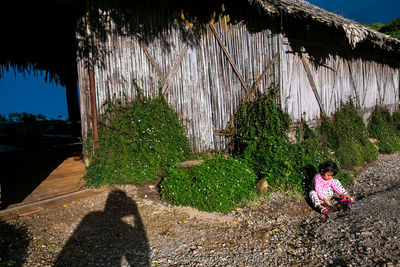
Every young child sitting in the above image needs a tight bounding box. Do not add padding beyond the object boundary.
[309,161,353,215]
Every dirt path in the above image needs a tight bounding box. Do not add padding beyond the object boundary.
[1,153,400,266]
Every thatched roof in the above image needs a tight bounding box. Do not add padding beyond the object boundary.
[1,0,398,86]
[255,0,400,53]
[0,1,80,87]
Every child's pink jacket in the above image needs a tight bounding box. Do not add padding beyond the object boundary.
[312,173,346,200]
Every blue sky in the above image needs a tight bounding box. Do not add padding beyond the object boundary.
[307,0,399,24]
[0,1,399,120]
[0,71,69,120]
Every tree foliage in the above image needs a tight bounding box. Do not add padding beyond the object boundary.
[370,18,400,39]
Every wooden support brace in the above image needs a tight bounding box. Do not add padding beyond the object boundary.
[135,34,165,81]
[346,59,361,108]
[221,52,280,133]
[213,129,235,136]
[209,23,250,93]
[161,39,190,96]
[300,52,327,116]
[216,52,279,152]
[329,59,341,110]
[247,52,280,101]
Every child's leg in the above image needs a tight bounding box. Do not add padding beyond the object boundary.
[309,190,328,214]
[309,190,323,208]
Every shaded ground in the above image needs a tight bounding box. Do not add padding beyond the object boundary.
[0,139,82,209]
[1,153,399,266]
[0,121,81,209]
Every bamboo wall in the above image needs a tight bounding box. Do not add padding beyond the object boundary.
[77,16,399,153]
[280,40,399,123]
[77,16,280,152]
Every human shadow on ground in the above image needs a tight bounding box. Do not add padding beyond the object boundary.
[54,190,150,266]
[0,221,30,266]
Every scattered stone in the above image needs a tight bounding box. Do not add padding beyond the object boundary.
[256,178,268,194]
[1,153,400,266]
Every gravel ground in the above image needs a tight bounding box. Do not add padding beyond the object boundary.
[1,152,400,266]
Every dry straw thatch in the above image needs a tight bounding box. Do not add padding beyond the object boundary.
[255,0,400,53]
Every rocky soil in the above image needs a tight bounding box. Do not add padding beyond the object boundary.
[1,152,400,266]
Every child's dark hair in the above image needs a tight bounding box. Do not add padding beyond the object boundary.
[318,161,338,175]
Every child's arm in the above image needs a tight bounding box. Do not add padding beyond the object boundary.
[323,198,333,207]
[339,193,352,201]
[331,179,349,196]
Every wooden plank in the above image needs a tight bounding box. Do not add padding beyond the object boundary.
[300,52,327,116]
[161,38,190,96]
[221,52,279,133]
[213,129,235,136]
[135,34,165,81]
[20,156,85,204]
[247,52,279,101]
[209,22,250,93]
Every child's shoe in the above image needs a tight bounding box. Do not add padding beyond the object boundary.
[319,206,328,215]
[340,198,354,203]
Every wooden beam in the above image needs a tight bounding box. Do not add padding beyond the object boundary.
[209,23,250,93]
[213,51,279,153]
[300,52,327,116]
[222,52,279,132]
[136,33,192,96]
[247,52,280,101]
[161,40,189,96]
[213,129,235,136]
[135,34,165,81]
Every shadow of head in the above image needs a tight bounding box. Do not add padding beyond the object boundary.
[104,190,139,217]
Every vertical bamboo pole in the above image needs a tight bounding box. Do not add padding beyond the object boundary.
[85,2,98,151]
[89,67,98,149]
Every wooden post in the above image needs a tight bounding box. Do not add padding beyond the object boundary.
[300,52,327,116]
[89,67,98,149]
[85,4,98,151]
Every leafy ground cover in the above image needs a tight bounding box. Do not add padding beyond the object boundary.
[84,85,400,213]
[161,157,257,213]
[84,91,191,186]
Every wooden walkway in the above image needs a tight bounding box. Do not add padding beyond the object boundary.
[0,155,112,220]
[6,155,85,209]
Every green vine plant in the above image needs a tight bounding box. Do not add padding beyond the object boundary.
[161,157,257,213]
[367,106,400,153]
[84,81,400,213]
[232,87,358,193]
[84,86,191,186]
[320,100,378,169]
